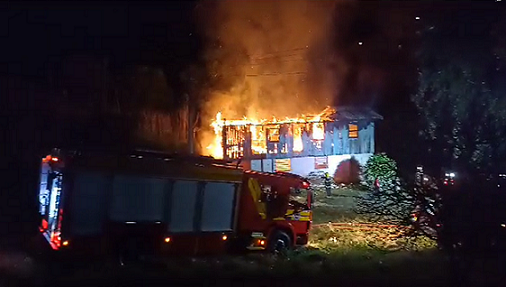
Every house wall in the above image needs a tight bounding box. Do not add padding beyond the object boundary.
[259,120,375,159]
[249,153,373,177]
[223,120,377,163]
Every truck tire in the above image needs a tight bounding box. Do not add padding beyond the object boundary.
[268,230,292,254]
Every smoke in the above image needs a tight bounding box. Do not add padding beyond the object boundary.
[195,0,342,120]
[193,0,417,153]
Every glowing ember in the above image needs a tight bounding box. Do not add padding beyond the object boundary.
[206,107,335,159]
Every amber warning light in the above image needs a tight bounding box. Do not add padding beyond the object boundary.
[164,237,171,243]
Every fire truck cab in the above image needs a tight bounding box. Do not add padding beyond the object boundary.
[237,171,312,252]
[36,148,312,260]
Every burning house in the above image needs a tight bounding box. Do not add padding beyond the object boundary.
[209,106,383,177]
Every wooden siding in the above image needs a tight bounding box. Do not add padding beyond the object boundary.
[222,120,376,160]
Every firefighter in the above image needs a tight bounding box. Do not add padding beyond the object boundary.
[373,177,380,195]
[323,172,332,197]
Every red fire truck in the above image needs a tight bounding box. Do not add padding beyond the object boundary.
[36,148,312,260]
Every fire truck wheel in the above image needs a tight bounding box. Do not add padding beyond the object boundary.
[268,230,292,254]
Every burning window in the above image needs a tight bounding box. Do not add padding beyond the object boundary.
[207,107,340,159]
[312,122,325,140]
[266,126,281,155]
[225,126,245,159]
[267,126,280,142]
[250,125,267,155]
[292,124,304,153]
[349,124,358,138]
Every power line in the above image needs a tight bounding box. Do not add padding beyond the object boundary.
[225,57,306,70]
[249,57,305,66]
[246,71,307,77]
[252,51,308,61]
[249,47,309,60]
[213,47,312,71]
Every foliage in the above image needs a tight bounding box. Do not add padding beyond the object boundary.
[355,174,443,242]
[134,109,190,152]
[116,66,176,113]
[412,9,506,174]
[333,157,362,185]
[355,180,415,226]
[111,65,199,152]
[362,153,399,191]
[408,9,506,271]
[358,158,440,240]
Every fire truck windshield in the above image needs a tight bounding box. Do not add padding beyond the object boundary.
[289,186,311,209]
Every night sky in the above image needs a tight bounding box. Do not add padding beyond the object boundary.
[2,1,198,90]
[2,0,505,161]
[1,0,504,169]
[2,1,503,108]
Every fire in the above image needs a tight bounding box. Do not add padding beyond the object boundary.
[210,112,224,159]
[250,125,267,154]
[293,126,303,152]
[312,123,325,140]
[206,107,335,159]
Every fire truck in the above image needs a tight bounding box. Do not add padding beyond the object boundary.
[36,148,312,261]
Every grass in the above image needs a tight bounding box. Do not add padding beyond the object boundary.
[38,248,448,287]
[310,184,437,250]
[38,247,503,287]
[311,185,368,223]
[309,224,436,252]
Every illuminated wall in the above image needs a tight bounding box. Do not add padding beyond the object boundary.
[222,120,376,160]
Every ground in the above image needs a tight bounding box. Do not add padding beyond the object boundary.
[1,185,502,286]
[311,184,366,224]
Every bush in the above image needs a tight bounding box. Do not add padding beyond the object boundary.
[363,153,399,191]
[333,157,362,185]
[357,154,416,225]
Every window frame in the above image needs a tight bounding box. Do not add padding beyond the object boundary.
[348,123,359,139]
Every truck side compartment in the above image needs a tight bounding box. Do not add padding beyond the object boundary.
[37,149,242,258]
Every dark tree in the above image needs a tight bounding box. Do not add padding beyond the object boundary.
[412,7,506,175]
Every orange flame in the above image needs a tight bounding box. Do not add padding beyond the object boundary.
[293,126,303,152]
[206,107,334,159]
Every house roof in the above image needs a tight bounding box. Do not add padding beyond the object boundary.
[326,106,383,121]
